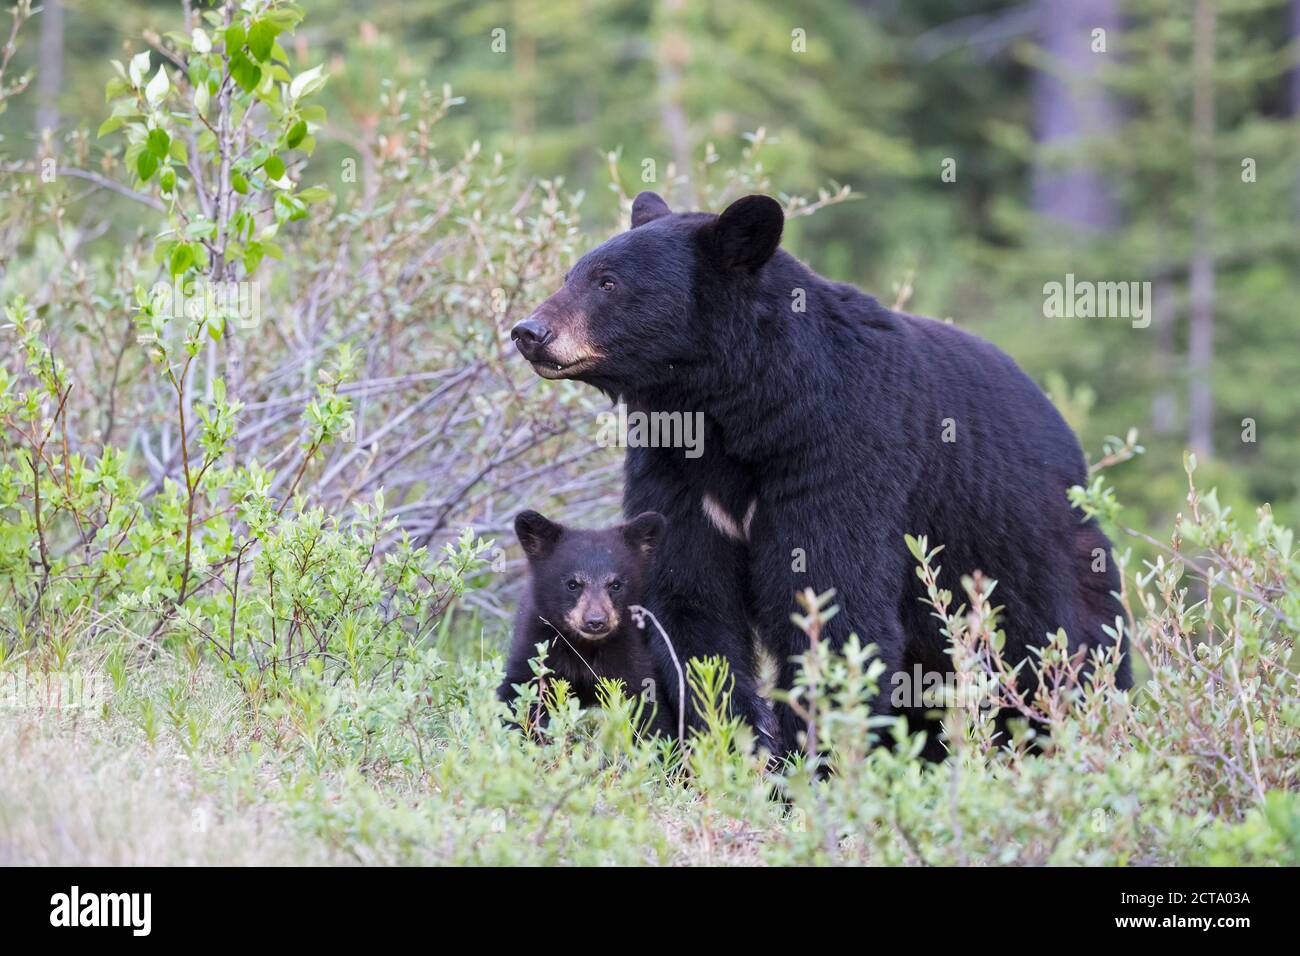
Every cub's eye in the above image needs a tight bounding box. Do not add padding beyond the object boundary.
[566,579,580,592]
[608,580,623,593]
[598,277,616,292]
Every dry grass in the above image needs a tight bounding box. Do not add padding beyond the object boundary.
[0,710,342,866]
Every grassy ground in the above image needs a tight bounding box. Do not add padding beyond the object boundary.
[0,649,782,865]
[2,620,1294,867]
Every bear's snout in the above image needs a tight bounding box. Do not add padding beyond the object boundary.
[511,316,553,358]
[512,305,601,379]
[565,592,619,639]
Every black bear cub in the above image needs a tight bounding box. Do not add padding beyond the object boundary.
[497,509,672,737]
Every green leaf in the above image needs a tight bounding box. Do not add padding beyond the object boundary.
[224,24,246,52]
[288,64,326,101]
[242,243,265,272]
[229,53,262,93]
[286,120,307,149]
[274,191,306,223]
[147,127,171,159]
[129,51,152,87]
[168,242,196,277]
[137,150,159,183]
[296,186,332,204]
[248,20,276,61]
[105,76,131,101]
[160,168,176,193]
[145,66,170,107]
[231,171,249,194]
[97,116,125,138]
[262,7,304,30]
[263,155,285,180]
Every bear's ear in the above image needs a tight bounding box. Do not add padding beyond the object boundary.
[622,511,666,557]
[515,510,562,559]
[710,194,783,271]
[630,191,672,228]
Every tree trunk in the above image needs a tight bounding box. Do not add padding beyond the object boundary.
[511,1,536,139]
[1030,0,1119,229]
[1148,25,1183,439]
[1187,0,1216,460]
[1292,0,1300,216]
[655,0,693,201]
[1150,275,1178,436]
[35,0,64,147]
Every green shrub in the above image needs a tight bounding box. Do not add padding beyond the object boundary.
[0,0,1293,866]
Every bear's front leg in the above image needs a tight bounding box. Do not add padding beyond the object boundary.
[750,502,911,765]
[636,577,778,752]
[625,453,778,753]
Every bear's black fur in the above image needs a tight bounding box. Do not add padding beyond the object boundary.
[511,191,1131,760]
[497,509,675,738]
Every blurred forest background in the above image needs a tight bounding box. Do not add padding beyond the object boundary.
[0,0,1296,866]
[3,0,1300,537]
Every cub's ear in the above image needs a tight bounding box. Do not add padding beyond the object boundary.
[709,194,783,271]
[515,510,562,559]
[630,191,671,228]
[622,511,666,557]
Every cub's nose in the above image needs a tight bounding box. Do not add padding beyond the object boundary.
[510,317,552,358]
[581,615,609,635]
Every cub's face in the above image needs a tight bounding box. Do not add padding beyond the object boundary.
[510,191,784,392]
[515,511,665,641]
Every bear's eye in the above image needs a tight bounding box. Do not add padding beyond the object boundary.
[598,277,616,292]
[566,579,580,592]
[608,580,623,593]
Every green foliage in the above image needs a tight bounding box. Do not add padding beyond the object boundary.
[0,0,1295,866]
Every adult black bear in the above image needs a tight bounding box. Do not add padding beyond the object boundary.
[511,191,1131,760]
[498,509,675,738]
